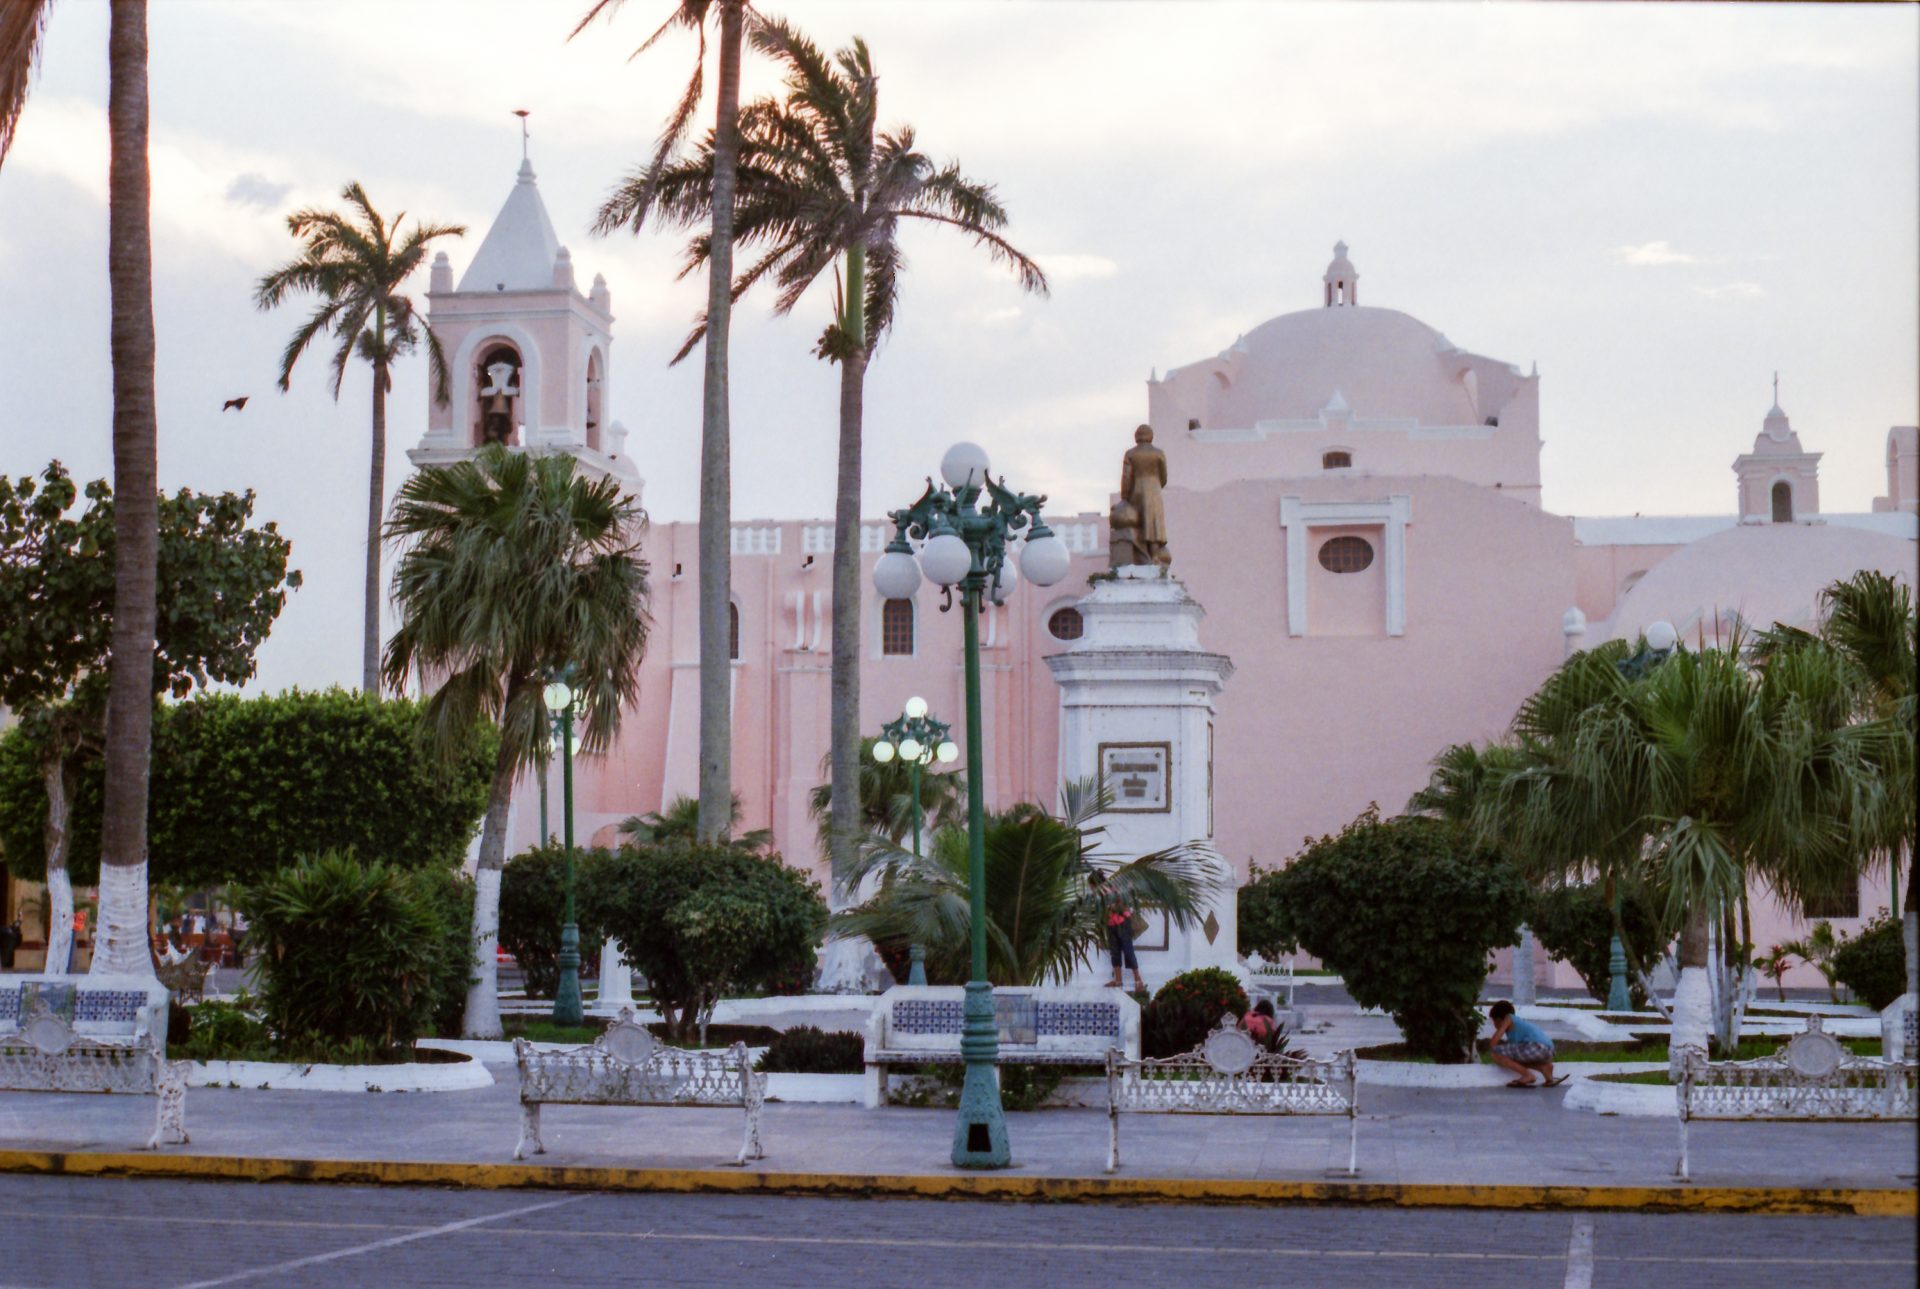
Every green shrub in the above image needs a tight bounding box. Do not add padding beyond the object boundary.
[237,851,475,1055]
[1831,914,1907,1011]
[499,845,606,998]
[1527,883,1665,1009]
[585,842,827,1041]
[1262,808,1530,1063]
[1142,966,1249,1058]
[756,1026,865,1073]
[1238,866,1294,960]
[176,998,276,1062]
[0,689,495,888]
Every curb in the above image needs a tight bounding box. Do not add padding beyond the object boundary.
[0,1150,1910,1217]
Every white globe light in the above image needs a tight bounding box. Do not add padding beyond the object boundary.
[1019,532,1071,587]
[936,740,959,764]
[871,741,896,764]
[1646,620,1679,653]
[989,558,1019,604]
[904,696,929,719]
[897,737,923,762]
[542,680,573,711]
[919,532,973,586]
[873,549,921,600]
[940,441,991,491]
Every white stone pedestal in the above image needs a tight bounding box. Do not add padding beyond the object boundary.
[1046,567,1236,992]
[598,938,635,1010]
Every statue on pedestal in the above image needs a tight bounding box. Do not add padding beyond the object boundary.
[1114,424,1170,567]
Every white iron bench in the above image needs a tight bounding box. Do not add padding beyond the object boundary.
[512,1008,766,1165]
[863,985,1139,1110]
[0,974,188,1149]
[1106,1014,1359,1176]
[1243,953,1296,1011]
[1676,1015,1918,1182]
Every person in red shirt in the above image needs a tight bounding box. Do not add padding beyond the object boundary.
[1088,871,1146,992]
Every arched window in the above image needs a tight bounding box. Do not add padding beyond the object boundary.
[584,350,604,453]
[1770,480,1793,523]
[728,602,740,661]
[1322,450,1352,470]
[1047,606,1084,641]
[1318,535,1374,574]
[474,343,523,446]
[881,599,915,656]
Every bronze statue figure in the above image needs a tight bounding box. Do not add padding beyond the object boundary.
[1116,423,1170,566]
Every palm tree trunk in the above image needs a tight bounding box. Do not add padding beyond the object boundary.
[695,0,743,843]
[363,351,386,694]
[460,743,519,1039]
[827,243,868,894]
[91,0,157,981]
[40,747,74,973]
[1903,844,1917,998]
[1669,902,1713,1073]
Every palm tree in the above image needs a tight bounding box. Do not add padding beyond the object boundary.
[1479,639,1891,1062]
[1755,571,1917,995]
[807,736,968,855]
[5,1,163,978]
[831,779,1225,987]
[255,185,464,694]
[618,791,770,851]
[384,447,650,1037]
[575,0,750,846]
[633,21,1047,885]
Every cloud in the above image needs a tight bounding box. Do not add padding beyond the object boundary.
[1692,282,1766,300]
[1035,253,1119,282]
[980,306,1024,326]
[226,173,294,208]
[1612,240,1701,266]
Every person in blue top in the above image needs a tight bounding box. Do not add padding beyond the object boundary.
[1486,1000,1566,1087]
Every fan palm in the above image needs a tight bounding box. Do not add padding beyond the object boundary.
[631,20,1048,884]
[1754,570,1917,993]
[383,447,650,1037]
[255,184,464,694]
[831,779,1226,987]
[575,0,753,845]
[618,791,770,851]
[5,0,163,977]
[807,736,967,856]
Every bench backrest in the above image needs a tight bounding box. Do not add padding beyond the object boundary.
[1679,1018,1919,1121]
[868,986,1140,1060]
[0,974,170,1052]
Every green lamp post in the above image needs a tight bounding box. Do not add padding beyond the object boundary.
[873,441,1073,1169]
[871,697,960,986]
[543,672,584,1027]
[1608,619,1679,1013]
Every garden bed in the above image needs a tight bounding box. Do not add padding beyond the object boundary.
[191,1045,491,1093]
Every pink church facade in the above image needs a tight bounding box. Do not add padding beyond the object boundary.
[415,170,1919,991]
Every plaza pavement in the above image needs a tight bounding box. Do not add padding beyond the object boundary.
[0,1054,1911,1214]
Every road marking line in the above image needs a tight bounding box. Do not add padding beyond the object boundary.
[1564,1217,1594,1289]
[167,1196,587,1289]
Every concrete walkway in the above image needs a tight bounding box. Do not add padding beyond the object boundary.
[1,1058,1911,1208]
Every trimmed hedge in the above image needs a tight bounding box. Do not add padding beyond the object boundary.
[499,845,607,998]
[757,1026,865,1074]
[1831,914,1907,1011]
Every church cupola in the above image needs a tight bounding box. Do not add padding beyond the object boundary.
[410,145,640,495]
[1323,240,1358,307]
[1732,376,1820,523]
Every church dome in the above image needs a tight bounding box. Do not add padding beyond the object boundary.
[1201,304,1484,428]
[1602,522,1914,645]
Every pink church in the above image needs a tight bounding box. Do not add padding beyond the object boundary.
[413,169,1919,991]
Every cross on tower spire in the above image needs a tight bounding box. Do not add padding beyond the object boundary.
[513,109,530,161]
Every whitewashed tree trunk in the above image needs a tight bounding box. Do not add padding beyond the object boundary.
[1904,909,1918,999]
[599,938,634,1009]
[1669,905,1713,1075]
[1513,925,1537,1007]
[41,753,75,974]
[89,858,153,978]
[461,754,517,1039]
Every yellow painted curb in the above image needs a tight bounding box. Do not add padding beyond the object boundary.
[0,1150,1911,1216]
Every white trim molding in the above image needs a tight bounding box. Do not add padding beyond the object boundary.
[1279,493,1412,638]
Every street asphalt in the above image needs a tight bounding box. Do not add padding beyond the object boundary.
[0,1174,1913,1289]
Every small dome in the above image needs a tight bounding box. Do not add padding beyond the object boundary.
[1323,240,1357,282]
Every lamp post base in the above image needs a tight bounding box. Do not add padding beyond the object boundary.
[553,922,584,1027]
[951,981,1010,1168]
[1606,933,1632,1013]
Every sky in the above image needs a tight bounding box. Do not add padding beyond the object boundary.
[1,0,1915,695]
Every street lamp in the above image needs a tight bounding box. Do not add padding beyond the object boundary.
[542,672,583,1027]
[874,441,1070,1169]
[872,697,961,987]
[1607,620,1679,1012]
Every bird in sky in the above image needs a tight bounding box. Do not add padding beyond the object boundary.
[222,396,249,412]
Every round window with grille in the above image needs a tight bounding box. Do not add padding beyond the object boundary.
[1317,535,1374,574]
[1048,607,1084,641]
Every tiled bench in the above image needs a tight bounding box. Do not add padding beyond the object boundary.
[863,985,1139,1109]
[0,974,188,1149]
